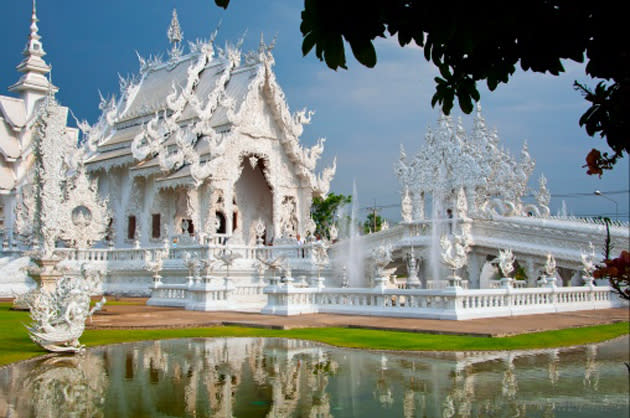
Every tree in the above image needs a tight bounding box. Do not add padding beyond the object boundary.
[594,251,630,301]
[363,212,384,234]
[214,1,628,176]
[593,219,629,301]
[310,193,351,239]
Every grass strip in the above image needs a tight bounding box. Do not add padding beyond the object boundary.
[1,302,628,367]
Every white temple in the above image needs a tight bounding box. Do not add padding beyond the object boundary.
[82,9,335,249]
[0,5,627,320]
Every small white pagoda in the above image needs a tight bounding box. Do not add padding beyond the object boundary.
[0,2,79,247]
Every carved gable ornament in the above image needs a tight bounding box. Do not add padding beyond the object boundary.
[59,165,110,249]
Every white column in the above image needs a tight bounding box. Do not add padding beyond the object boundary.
[467,250,481,289]
[525,257,538,288]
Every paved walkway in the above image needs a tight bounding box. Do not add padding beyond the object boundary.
[86,298,629,337]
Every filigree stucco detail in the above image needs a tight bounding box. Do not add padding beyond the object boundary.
[24,265,106,353]
[17,95,80,256]
[496,249,515,278]
[395,104,546,220]
[58,164,110,249]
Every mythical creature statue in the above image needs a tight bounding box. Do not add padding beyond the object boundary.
[256,255,288,284]
[371,244,393,279]
[24,266,106,353]
[544,253,557,278]
[496,249,515,278]
[581,243,596,279]
[440,234,470,272]
[216,247,241,279]
[145,249,169,284]
[183,252,200,284]
[328,224,338,242]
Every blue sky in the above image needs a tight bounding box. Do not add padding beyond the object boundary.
[1,0,628,222]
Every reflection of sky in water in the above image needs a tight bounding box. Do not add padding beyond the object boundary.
[0,337,628,417]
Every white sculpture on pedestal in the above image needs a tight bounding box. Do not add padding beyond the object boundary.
[496,248,515,288]
[24,265,105,353]
[440,231,471,288]
[257,255,287,286]
[581,243,596,286]
[541,253,558,287]
[371,244,393,288]
[405,247,421,288]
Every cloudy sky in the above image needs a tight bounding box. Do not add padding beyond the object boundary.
[1,0,627,222]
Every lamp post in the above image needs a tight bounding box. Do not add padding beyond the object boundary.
[594,190,618,220]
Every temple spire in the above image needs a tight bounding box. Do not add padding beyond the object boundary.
[9,0,58,117]
[167,9,183,60]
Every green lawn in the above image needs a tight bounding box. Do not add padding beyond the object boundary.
[1,302,628,367]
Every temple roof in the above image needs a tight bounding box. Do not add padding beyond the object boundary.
[0,96,27,129]
[83,12,336,197]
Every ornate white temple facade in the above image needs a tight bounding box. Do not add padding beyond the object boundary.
[82,10,335,249]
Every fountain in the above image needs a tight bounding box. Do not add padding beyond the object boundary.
[345,180,366,287]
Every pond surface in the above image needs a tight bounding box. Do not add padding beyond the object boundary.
[0,337,628,417]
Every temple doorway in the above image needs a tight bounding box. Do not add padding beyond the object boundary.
[233,157,273,245]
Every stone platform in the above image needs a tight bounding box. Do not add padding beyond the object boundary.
[81,298,629,337]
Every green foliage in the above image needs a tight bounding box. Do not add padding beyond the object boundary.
[363,212,384,234]
[215,1,628,175]
[213,0,230,9]
[514,265,527,281]
[310,193,351,239]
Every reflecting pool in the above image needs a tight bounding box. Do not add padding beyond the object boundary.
[1,337,628,417]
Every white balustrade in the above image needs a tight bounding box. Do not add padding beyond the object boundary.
[262,284,624,319]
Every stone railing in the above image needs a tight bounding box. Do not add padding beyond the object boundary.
[147,277,269,312]
[55,242,319,264]
[147,283,189,308]
[488,279,527,289]
[262,284,624,319]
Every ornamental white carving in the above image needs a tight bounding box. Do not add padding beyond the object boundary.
[496,249,515,278]
[440,232,470,272]
[23,94,77,257]
[24,265,106,353]
[254,218,266,245]
[370,244,393,278]
[581,243,596,278]
[400,188,413,223]
[328,224,338,242]
[544,253,557,278]
[536,174,551,217]
[396,104,547,221]
[58,163,110,249]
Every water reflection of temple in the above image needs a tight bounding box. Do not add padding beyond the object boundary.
[0,337,628,417]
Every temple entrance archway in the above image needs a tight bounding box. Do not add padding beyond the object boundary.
[233,157,273,245]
